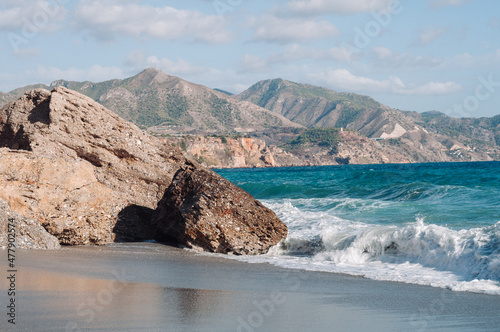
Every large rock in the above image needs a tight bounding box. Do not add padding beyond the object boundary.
[0,198,60,250]
[0,88,186,244]
[152,163,287,255]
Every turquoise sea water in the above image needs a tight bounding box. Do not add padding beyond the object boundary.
[216,162,500,295]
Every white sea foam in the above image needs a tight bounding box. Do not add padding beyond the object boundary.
[238,200,500,296]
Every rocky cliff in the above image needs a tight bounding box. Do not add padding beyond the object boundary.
[165,136,278,168]
[0,88,287,253]
[164,127,498,168]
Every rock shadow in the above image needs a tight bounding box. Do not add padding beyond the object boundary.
[0,124,31,150]
[27,97,51,125]
[113,205,156,243]
[113,204,180,247]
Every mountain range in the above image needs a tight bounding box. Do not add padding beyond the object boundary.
[2,69,299,134]
[1,68,499,165]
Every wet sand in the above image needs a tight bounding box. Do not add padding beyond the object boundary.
[1,243,500,331]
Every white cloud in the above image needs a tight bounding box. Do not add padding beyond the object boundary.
[371,47,443,68]
[144,56,207,76]
[416,26,449,45]
[73,0,233,44]
[428,0,474,8]
[372,46,393,60]
[308,69,462,95]
[236,44,351,74]
[239,54,269,72]
[371,47,500,70]
[451,50,500,68]
[283,0,393,16]
[397,81,462,95]
[270,44,349,62]
[251,15,339,43]
[125,52,208,76]
[0,0,68,32]
[12,47,41,58]
[33,65,126,83]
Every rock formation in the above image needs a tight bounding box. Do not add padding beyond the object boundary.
[0,87,185,244]
[0,198,60,250]
[152,162,287,255]
[165,136,277,168]
[0,87,287,253]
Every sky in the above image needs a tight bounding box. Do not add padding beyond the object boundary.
[0,0,499,118]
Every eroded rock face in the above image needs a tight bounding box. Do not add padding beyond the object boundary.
[0,88,186,245]
[0,198,60,250]
[0,149,126,245]
[165,136,277,168]
[152,163,287,255]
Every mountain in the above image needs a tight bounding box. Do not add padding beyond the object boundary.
[407,111,500,147]
[213,88,233,96]
[237,78,500,162]
[236,78,404,137]
[0,92,7,106]
[0,84,50,106]
[49,68,301,133]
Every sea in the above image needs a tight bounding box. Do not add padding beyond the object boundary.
[215,161,500,296]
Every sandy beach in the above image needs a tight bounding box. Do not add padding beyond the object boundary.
[2,243,500,332]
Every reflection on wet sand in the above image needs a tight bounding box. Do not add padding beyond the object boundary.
[2,244,499,332]
[15,266,243,331]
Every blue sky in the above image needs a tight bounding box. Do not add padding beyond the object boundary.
[1,0,499,118]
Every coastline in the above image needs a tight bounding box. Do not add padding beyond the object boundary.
[211,159,500,170]
[2,243,500,332]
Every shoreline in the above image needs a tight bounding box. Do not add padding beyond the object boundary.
[2,243,500,331]
[211,159,500,170]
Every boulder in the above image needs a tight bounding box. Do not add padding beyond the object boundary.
[152,163,287,255]
[0,198,60,250]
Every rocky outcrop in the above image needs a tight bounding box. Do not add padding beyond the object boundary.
[152,163,287,255]
[0,198,60,250]
[0,87,186,245]
[0,87,288,253]
[165,136,277,168]
[167,126,498,168]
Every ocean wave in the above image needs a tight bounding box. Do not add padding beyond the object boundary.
[257,201,500,295]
